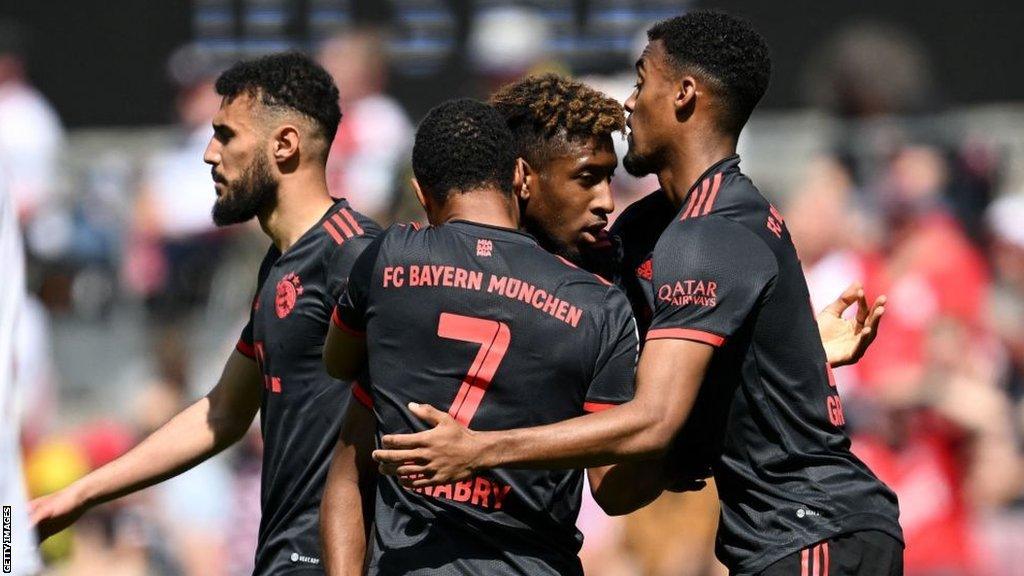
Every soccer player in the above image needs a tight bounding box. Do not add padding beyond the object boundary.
[320,99,651,575]
[493,73,881,367]
[374,13,904,576]
[30,53,380,574]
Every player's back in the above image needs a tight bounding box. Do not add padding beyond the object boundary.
[341,220,636,575]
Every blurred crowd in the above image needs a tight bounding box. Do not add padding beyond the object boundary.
[2,7,1024,576]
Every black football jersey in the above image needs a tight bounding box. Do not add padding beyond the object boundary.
[611,156,903,574]
[335,220,638,575]
[236,199,380,575]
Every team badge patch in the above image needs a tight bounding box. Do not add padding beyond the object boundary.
[275,272,304,318]
[636,259,653,281]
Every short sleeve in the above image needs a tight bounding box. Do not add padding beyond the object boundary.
[647,217,776,347]
[236,246,277,360]
[236,302,257,360]
[324,230,380,302]
[333,233,385,336]
[585,287,639,412]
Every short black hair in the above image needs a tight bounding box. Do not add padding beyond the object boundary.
[412,99,516,201]
[491,74,625,169]
[215,52,341,145]
[648,11,771,135]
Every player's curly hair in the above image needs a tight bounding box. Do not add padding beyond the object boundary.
[412,99,516,201]
[648,11,771,136]
[490,74,624,168]
[215,52,342,146]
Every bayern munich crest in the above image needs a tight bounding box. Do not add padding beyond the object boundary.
[275,272,304,319]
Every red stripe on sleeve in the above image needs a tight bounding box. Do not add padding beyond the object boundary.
[352,381,374,408]
[323,221,345,244]
[583,401,619,413]
[235,339,256,359]
[680,178,708,220]
[331,306,366,337]
[801,547,809,576]
[701,172,723,215]
[331,213,355,238]
[646,328,725,347]
[340,208,365,235]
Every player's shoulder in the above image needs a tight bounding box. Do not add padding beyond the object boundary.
[319,200,381,246]
[318,200,382,260]
[657,213,777,281]
[538,251,634,321]
[611,188,673,236]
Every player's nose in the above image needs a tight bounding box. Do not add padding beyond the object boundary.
[203,138,220,166]
[624,91,637,113]
[593,182,615,215]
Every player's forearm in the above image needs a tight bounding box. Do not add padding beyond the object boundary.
[475,398,670,471]
[75,395,248,508]
[472,340,710,471]
[321,474,368,576]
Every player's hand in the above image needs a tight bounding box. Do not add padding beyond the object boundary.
[29,484,89,541]
[372,402,482,488]
[816,282,886,368]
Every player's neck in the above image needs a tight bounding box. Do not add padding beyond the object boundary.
[432,188,519,231]
[259,172,335,252]
[657,131,737,210]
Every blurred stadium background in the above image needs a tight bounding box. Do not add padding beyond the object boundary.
[2,1,1023,574]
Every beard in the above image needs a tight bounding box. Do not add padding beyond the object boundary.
[622,136,664,177]
[212,153,278,226]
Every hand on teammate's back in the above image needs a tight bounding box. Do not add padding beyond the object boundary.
[373,402,481,487]
[816,282,886,368]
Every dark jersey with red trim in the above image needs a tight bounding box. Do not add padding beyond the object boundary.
[335,220,638,576]
[236,199,380,575]
[611,156,902,574]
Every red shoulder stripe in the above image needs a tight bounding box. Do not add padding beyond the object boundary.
[339,208,365,235]
[583,401,619,413]
[700,172,723,216]
[681,177,710,220]
[323,220,345,244]
[331,213,355,238]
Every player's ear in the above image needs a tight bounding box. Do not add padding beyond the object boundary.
[411,178,428,211]
[272,124,301,166]
[674,75,698,117]
[514,157,532,202]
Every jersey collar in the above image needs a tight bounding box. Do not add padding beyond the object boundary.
[445,219,539,246]
[676,154,741,220]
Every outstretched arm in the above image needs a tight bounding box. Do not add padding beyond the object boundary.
[321,397,377,576]
[373,339,714,487]
[30,350,263,539]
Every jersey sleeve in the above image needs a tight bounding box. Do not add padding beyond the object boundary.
[236,246,276,360]
[333,232,386,337]
[323,218,381,302]
[647,216,777,347]
[585,287,639,412]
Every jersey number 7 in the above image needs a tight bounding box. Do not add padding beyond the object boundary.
[437,312,511,426]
